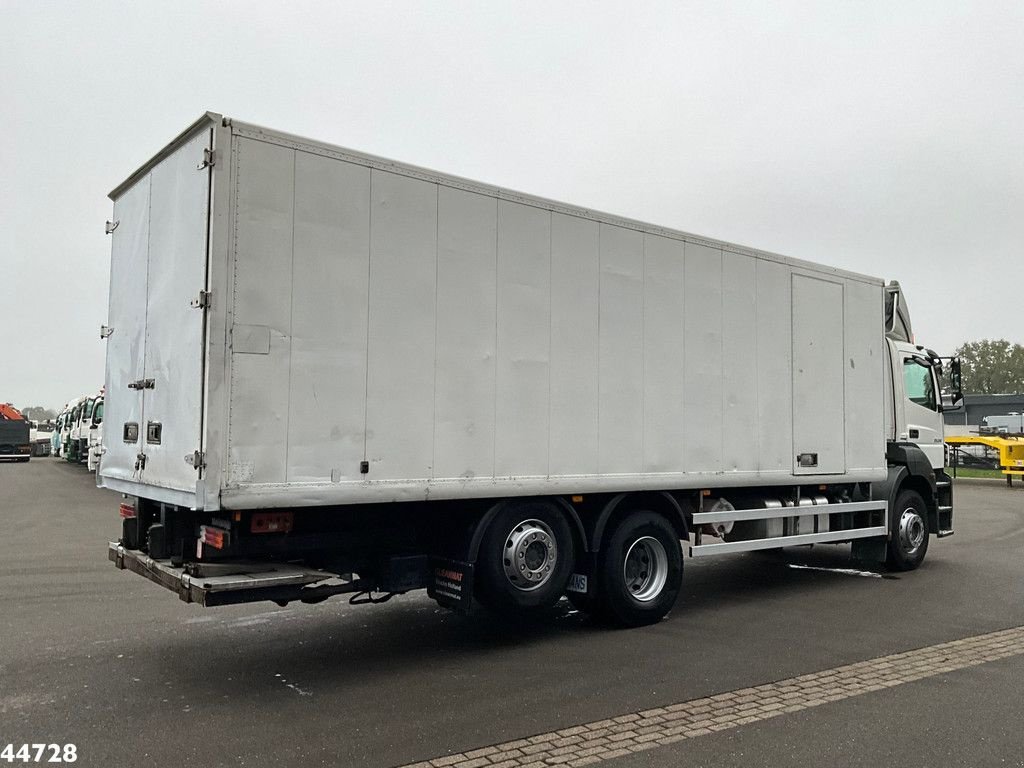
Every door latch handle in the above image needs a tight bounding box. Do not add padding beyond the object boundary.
[909,429,920,439]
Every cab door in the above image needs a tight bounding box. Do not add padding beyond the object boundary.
[895,343,944,469]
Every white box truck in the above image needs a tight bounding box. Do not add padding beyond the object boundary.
[983,413,1024,434]
[103,113,959,626]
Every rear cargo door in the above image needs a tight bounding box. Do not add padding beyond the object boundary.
[101,176,152,482]
[791,274,847,474]
[139,128,214,492]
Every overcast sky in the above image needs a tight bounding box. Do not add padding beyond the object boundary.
[1,1,1021,411]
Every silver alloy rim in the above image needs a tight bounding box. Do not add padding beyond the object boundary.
[898,508,926,555]
[502,519,558,592]
[623,536,668,603]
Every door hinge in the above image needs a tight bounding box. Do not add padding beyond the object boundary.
[105,220,120,234]
[100,325,114,339]
[134,452,147,471]
[190,290,212,309]
[197,148,215,170]
[127,378,155,390]
[185,451,206,470]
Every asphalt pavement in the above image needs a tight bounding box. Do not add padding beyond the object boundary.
[2,459,1023,767]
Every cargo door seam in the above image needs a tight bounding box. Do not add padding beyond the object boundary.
[431,184,439,482]
[546,210,553,480]
[284,150,297,481]
[362,172,374,467]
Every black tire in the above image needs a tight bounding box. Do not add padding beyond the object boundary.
[595,512,683,627]
[18,456,30,463]
[475,501,575,613]
[886,489,930,571]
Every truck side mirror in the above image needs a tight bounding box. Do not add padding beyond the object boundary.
[949,359,964,405]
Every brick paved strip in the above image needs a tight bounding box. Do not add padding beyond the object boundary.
[405,626,1024,768]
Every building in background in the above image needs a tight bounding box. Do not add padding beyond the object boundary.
[943,394,1024,434]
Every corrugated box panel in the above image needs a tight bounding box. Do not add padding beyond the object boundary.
[218,128,886,504]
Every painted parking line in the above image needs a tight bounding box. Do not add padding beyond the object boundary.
[400,625,1024,768]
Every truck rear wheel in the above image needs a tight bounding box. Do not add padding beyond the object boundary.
[886,489,930,571]
[594,512,682,627]
[475,502,575,613]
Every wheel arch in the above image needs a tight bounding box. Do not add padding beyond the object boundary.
[875,444,939,533]
[591,491,689,553]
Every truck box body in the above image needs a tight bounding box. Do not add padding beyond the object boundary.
[99,113,887,512]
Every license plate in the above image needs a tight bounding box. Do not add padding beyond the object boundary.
[566,573,588,594]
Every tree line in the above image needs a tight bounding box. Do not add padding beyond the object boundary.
[953,339,1024,395]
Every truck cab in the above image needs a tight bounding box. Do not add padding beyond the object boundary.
[62,397,85,461]
[52,410,67,457]
[87,396,104,471]
[880,283,958,560]
[884,281,957,469]
[28,420,54,457]
[67,396,97,464]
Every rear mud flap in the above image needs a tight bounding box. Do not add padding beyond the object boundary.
[427,557,475,614]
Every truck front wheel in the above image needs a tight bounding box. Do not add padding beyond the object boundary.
[475,502,575,613]
[886,489,930,571]
[595,512,682,627]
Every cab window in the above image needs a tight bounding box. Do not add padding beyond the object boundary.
[903,358,937,411]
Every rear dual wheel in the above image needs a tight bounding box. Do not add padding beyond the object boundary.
[591,512,683,627]
[568,511,683,627]
[475,502,575,612]
[475,503,683,627]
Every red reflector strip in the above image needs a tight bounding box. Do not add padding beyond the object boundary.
[119,502,136,518]
[200,525,227,550]
[251,512,294,534]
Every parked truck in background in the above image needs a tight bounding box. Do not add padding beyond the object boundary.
[28,420,54,456]
[66,395,98,464]
[0,404,32,462]
[59,397,83,459]
[51,411,65,457]
[87,395,104,472]
[983,413,1024,434]
[103,114,960,626]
